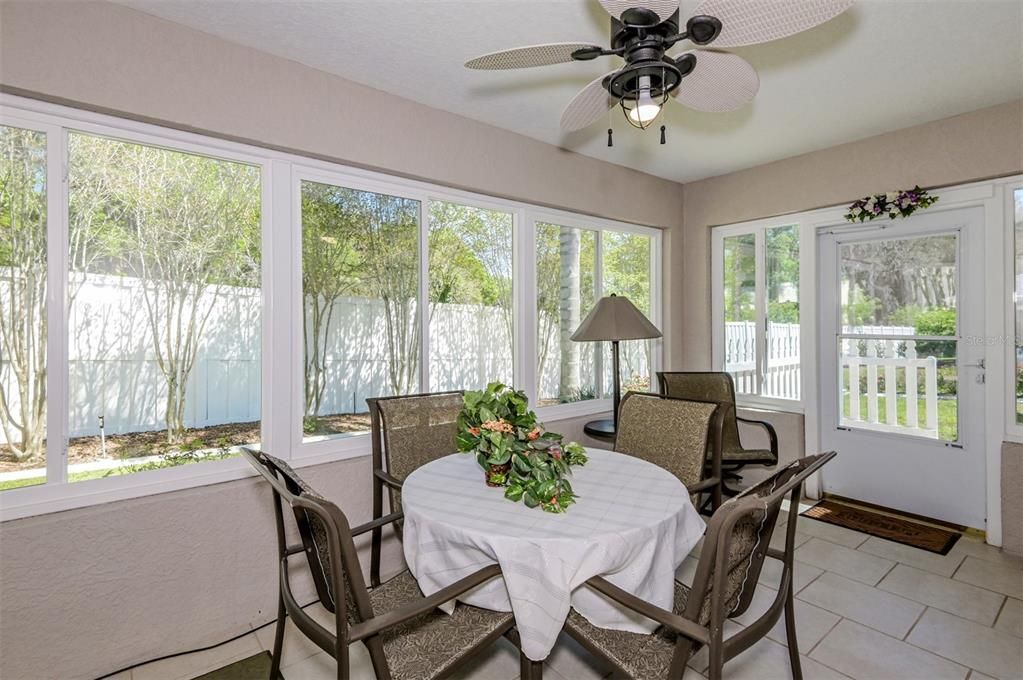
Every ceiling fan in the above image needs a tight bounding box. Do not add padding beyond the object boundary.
[465,0,853,136]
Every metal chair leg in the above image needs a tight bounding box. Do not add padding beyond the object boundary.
[785,579,803,680]
[520,654,543,680]
[269,592,286,680]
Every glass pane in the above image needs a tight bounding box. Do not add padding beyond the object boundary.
[0,126,47,491]
[66,133,261,482]
[428,201,513,391]
[301,180,420,441]
[765,225,800,399]
[839,338,958,442]
[536,223,597,405]
[1015,189,1023,424]
[840,234,957,330]
[602,231,653,396]
[723,233,756,394]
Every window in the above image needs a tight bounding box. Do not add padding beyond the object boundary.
[66,132,262,481]
[428,201,514,392]
[717,225,801,403]
[602,230,654,394]
[0,125,48,491]
[300,180,420,442]
[535,223,598,405]
[0,95,662,518]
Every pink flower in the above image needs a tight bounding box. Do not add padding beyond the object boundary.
[468,426,480,436]
[527,427,541,441]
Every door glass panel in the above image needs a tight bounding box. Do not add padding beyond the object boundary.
[765,225,800,399]
[535,223,598,405]
[838,233,958,442]
[1014,189,1023,424]
[0,125,48,491]
[723,234,756,394]
[428,201,513,391]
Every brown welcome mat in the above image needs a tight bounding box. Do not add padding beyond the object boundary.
[800,499,962,555]
[194,651,279,680]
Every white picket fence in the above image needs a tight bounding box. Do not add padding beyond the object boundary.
[724,322,940,438]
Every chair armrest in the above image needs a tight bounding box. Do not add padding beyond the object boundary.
[349,564,503,641]
[736,417,779,456]
[351,511,404,537]
[584,576,710,645]
[374,469,404,490]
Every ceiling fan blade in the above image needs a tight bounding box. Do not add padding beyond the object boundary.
[561,71,617,132]
[672,50,759,112]
[690,0,853,48]
[598,1,679,23]
[465,43,601,70]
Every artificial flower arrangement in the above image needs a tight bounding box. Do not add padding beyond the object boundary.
[845,186,937,223]
[457,382,588,513]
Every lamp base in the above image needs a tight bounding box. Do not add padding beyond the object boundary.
[583,418,616,443]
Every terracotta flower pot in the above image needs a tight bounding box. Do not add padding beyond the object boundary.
[485,462,510,487]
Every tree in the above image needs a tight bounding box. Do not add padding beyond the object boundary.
[70,134,261,443]
[0,127,47,460]
[301,182,361,416]
[558,227,581,398]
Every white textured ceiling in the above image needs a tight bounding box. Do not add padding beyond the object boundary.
[118,0,1023,184]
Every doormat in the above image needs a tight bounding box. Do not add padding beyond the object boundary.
[194,651,280,680]
[800,499,962,555]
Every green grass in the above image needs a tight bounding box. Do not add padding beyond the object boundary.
[842,393,958,442]
[0,450,239,492]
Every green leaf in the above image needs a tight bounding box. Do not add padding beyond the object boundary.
[504,484,525,501]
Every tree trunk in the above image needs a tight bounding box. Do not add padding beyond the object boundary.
[558,228,581,400]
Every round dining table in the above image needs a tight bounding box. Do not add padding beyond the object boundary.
[401,447,706,662]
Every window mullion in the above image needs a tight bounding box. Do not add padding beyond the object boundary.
[595,229,605,398]
[418,198,430,393]
[754,229,768,397]
[518,211,536,402]
[46,126,69,485]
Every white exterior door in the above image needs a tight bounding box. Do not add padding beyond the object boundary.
[818,207,987,528]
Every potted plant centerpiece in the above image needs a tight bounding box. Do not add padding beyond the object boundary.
[457,382,588,513]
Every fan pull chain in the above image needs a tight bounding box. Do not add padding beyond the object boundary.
[607,128,614,147]
[660,125,666,145]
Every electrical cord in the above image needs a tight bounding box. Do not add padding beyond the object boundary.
[93,598,320,680]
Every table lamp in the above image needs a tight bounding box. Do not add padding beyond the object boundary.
[570,293,662,440]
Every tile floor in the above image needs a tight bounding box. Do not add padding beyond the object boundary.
[127,508,1023,680]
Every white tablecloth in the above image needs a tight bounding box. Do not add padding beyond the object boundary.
[401,448,705,661]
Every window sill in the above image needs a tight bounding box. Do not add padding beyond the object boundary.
[535,399,613,423]
[0,440,373,522]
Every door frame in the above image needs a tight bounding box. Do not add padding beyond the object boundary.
[795,177,1018,544]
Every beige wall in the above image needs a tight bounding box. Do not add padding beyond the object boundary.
[672,99,1023,369]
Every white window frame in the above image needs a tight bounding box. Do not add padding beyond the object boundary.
[712,218,804,413]
[0,93,662,520]
[1004,180,1023,443]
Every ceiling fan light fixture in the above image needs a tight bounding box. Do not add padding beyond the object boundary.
[620,74,668,129]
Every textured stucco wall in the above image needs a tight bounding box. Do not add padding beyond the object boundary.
[1002,442,1023,556]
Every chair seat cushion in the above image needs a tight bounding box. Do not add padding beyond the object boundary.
[370,570,515,680]
[564,580,694,680]
[721,447,776,463]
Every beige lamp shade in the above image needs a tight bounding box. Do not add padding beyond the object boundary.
[570,294,662,342]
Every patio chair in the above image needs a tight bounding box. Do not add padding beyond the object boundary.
[241,447,518,680]
[614,391,728,512]
[657,372,779,496]
[367,390,464,586]
[563,451,837,680]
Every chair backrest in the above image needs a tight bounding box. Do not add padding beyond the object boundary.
[614,392,720,492]
[242,447,374,627]
[369,391,464,483]
[683,452,837,627]
[658,372,743,454]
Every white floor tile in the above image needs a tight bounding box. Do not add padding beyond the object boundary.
[677,555,700,586]
[769,527,811,553]
[448,636,521,680]
[758,557,824,594]
[951,537,1023,569]
[799,571,925,639]
[878,564,1005,626]
[994,597,1023,639]
[700,634,848,680]
[731,584,840,651]
[254,618,324,668]
[857,536,966,578]
[953,556,1023,600]
[545,633,611,680]
[810,619,968,680]
[790,516,870,549]
[795,538,895,586]
[907,608,1023,680]
[131,633,263,680]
